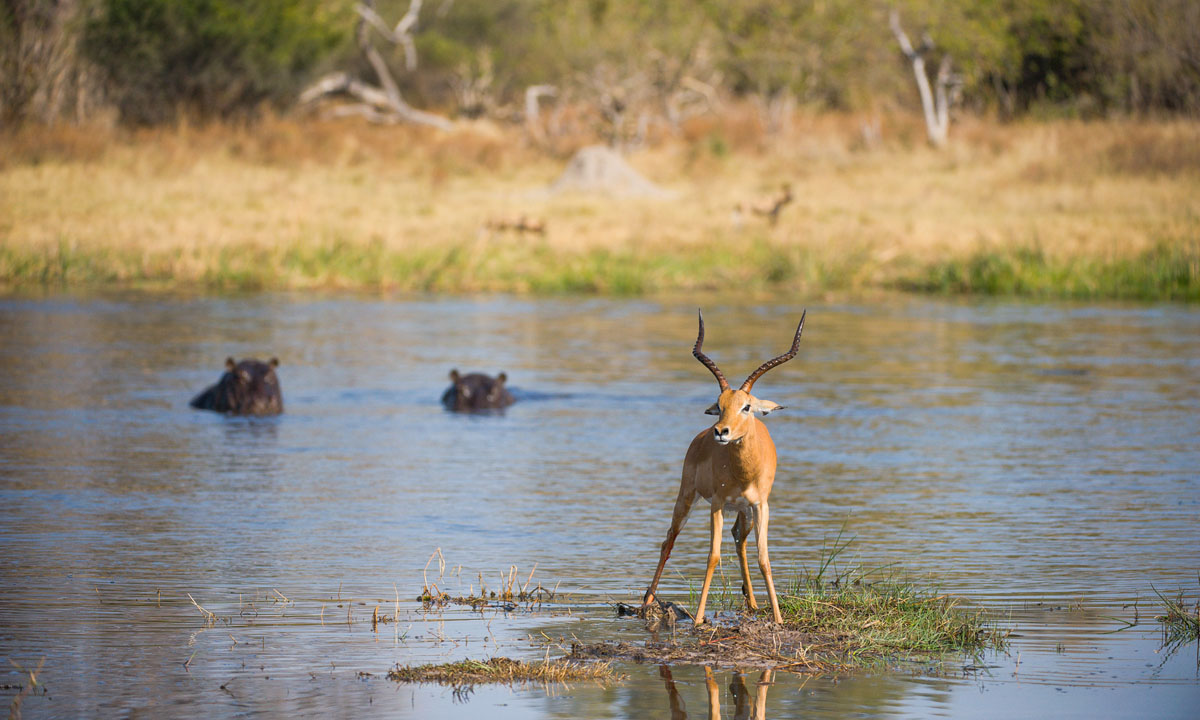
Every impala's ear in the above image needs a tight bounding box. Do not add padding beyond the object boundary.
[753,398,783,415]
[704,401,721,416]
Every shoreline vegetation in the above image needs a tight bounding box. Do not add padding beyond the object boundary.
[2,112,1197,301]
[395,543,1008,686]
[574,534,1008,673]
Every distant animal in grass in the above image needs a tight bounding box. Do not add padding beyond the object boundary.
[190,357,283,416]
[733,183,793,227]
[484,214,547,235]
[442,369,514,411]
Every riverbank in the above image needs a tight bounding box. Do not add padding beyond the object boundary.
[3,114,1197,299]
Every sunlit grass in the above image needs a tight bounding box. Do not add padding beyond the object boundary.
[900,240,1200,301]
[777,527,1006,662]
[663,526,1007,670]
[778,576,1005,659]
[3,113,1198,299]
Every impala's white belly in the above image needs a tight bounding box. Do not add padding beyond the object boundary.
[689,493,754,517]
[723,496,752,514]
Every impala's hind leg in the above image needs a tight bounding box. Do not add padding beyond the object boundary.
[755,500,783,624]
[732,511,758,611]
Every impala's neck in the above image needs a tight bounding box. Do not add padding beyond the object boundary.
[726,418,775,481]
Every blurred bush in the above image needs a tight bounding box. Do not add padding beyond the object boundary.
[3,0,1198,128]
[81,0,346,124]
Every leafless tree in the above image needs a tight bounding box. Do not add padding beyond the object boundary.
[299,0,451,130]
[889,9,959,148]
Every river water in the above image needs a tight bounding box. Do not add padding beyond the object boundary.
[1,292,1197,718]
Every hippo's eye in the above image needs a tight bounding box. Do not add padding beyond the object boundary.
[460,386,472,398]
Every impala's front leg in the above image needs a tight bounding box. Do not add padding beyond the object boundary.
[755,500,783,624]
[694,501,724,624]
[643,483,696,606]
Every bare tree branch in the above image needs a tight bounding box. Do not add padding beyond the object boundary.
[356,3,397,42]
[301,0,450,130]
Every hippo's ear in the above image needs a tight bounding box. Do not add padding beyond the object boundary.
[496,372,507,385]
[225,357,236,371]
[269,357,279,368]
[449,369,460,383]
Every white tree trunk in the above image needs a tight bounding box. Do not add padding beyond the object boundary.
[890,10,950,148]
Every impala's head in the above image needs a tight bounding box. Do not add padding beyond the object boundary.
[693,310,806,445]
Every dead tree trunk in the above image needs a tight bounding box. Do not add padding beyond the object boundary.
[889,9,956,148]
[524,84,557,141]
[299,0,452,130]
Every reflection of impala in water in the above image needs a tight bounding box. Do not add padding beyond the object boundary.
[643,310,806,625]
[661,665,774,720]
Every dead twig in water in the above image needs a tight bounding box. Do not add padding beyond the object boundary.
[187,593,218,628]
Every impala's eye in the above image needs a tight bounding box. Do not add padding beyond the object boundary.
[743,404,751,413]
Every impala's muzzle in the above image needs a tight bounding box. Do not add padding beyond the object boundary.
[713,426,732,444]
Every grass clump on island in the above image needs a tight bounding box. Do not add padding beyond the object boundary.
[387,656,621,687]
[775,572,1006,663]
[577,535,1007,672]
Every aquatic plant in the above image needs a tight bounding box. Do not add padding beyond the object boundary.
[1153,583,1200,656]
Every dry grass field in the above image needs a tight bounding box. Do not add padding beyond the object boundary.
[2,108,1197,299]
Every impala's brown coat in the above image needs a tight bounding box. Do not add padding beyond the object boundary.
[643,311,805,625]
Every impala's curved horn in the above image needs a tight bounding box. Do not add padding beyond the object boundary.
[693,310,729,391]
[740,310,806,391]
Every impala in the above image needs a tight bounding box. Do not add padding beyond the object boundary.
[643,310,806,624]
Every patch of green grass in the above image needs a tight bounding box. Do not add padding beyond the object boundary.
[667,525,1006,671]
[774,528,1004,669]
[774,526,1005,663]
[5,229,1196,302]
[778,576,1004,658]
[902,240,1200,301]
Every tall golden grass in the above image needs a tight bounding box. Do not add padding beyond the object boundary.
[2,108,1197,298]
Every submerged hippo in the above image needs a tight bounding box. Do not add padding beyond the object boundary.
[441,369,514,411]
[190,357,283,416]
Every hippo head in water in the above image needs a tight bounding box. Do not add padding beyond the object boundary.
[441,369,514,412]
[190,357,283,416]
